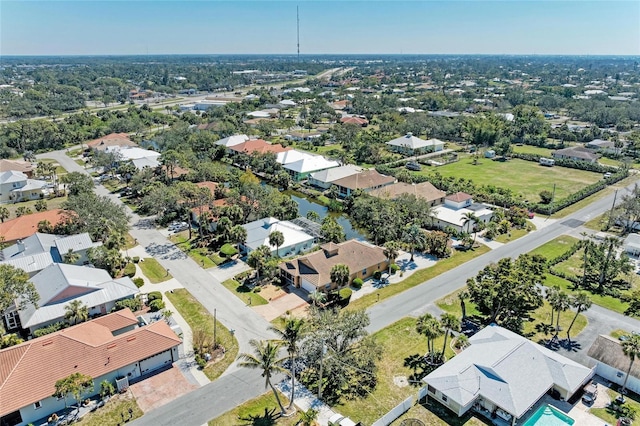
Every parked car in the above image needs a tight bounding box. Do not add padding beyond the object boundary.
[582,382,598,404]
[604,172,613,179]
[168,221,188,232]
[406,161,422,171]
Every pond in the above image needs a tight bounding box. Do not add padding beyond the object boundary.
[286,192,368,242]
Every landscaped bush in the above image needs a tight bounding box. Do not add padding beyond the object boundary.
[132,256,140,263]
[133,277,144,288]
[147,291,163,302]
[148,299,165,312]
[33,321,68,337]
[122,263,136,278]
[100,380,116,398]
[338,288,352,306]
[390,264,400,274]
[372,270,382,280]
[234,270,252,281]
[114,297,142,312]
[194,353,207,369]
[220,243,238,258]
[352,278,363,289]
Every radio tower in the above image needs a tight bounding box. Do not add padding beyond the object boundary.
[297,6,300,62]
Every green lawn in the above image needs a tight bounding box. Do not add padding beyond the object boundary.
[529,235,580,260]
[493,225,533,243]
[591,387,640,426]
[544,273,631,315]
[512,145,555,157]
[208,392,295,426]
[436,288,588,344]
[221,279,269,306]
[123,233,138,250]
[392,401,492,426]
[138,258,172,283]
[417,155,601,203]
[169,232,224,268]
[165,289,238,381]
[75,393,143,426]
[3,195,68,219]
[584,213,608,231]
[346,245,491,311]
[335,318,470,426]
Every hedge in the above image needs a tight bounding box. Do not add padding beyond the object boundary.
[133,277,144,288]
[148,291,163,302]
[548,241,582,266]
[510,152,619,173]
[352,278,363,289]
[148,299,165,312]
[114,297,142,312]
[122,263,136,278]
[220,243,238,257]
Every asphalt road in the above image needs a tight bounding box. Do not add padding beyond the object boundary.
[39,148,640,423]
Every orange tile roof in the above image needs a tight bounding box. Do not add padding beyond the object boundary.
[0,159,34,175]
[332,169,395,191]
[230,139,291,155]
[86,133,137,150]
[0,209,66,243]
[196,181,219,196]
[91,309,138,332]
[340,116,368,126]
[0,309,181,416]
[446,192,473,203]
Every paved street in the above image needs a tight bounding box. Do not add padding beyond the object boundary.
[38,148,640,423]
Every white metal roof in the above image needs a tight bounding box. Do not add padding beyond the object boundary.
[241,217,315,253]
[0,170,27,184]
[283,156,339,174]
[309,165,362,184]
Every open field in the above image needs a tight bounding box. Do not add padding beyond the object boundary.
[416,154,602,202]
[529,235,580,260]
[165,289,238,381]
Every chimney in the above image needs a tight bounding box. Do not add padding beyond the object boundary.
[16,240,25,253]
[406,132,412,138]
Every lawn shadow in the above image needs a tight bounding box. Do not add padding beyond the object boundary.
[413,397,492,426]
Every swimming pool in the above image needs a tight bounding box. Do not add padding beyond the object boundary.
[521,404,575,426]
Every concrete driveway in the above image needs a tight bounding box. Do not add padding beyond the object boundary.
[252,290,308,321]
[129,366,198,413]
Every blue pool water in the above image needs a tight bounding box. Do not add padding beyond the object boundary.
[521,404,575,426]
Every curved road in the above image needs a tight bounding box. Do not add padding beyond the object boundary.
[40,148,640,424]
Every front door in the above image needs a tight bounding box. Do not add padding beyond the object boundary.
[100,304,107,314]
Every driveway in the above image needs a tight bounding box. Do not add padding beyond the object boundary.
[252,291,308,321]
[129,366,199,413]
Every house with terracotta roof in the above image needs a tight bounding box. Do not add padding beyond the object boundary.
[308,165,362,189]
[370,181,446,206]
[3,263,138,334]
[86,133,137,152]
[386,133,445,155]
[229,139,291,156]
[432,192,494,233]
[189,183,228,233]
[279,240,388,293]
[0,170,50,204]
[0,309,181,426]
[331,169,396,198]
[340,116,369,127]
[0,209,65,244]
[0,159,34,178]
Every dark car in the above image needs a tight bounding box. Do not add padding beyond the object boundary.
[582,383,598,404]
[406,161,422,171]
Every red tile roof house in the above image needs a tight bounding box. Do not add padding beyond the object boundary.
[0,309,181,426]
[0,209,66,244]
[340,116,369,127]
[85,133,137,152]
[280,240,389,294]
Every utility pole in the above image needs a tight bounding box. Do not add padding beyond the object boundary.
[296,6,300,62]
[549,183,556,218]
[213,308,217,349]
[607,189,619,230]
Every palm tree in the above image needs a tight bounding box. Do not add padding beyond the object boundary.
[330,263,350,288]
[546,286,560,327]
[402,223,426,262]
[269,230,285,258]
[238,339,288,415]
[247,245,270,283]
[383,241,401,275]
[0,206,9,223]
[269,317,305,410]
[551,290,571,338]
[64,300,89,325]
[440,313,461,358]
[63,249,80,264]
[309,291,327,307]
[461,212,479,245]
[216,216,232,241]
[298,408,319,426]
[229,225,248,255]
[621,334,640,394]
[458,291,469,320]
[416,313,443,357]
[566,292,592,342]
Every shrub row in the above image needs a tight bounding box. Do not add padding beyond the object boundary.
[510,152,618,173]
[548,241,582,266]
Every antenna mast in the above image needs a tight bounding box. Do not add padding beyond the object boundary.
[297,6,300,62]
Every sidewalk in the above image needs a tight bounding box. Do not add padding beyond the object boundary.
[277,379,349,426]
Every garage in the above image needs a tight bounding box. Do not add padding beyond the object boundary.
[139,350,174,375]
[301,279,317,294]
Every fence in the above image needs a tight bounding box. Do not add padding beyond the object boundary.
[371,395,413,426]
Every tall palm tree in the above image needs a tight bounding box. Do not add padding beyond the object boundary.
[461,212,480,245]
[402,223,426,262]
[238,339,288,414]
[546,286,560,327]
[216,216,232,241]
[566,292,592,342]
[269,317,305,410]
[64,300,89,325]
[552,291,571,338]
[621,334,640,394]
[458,291,469,320]
[383,241,401,275]
[309,291,327,307]
[416,313,443,356]
[440,313,461,357]
[229,225,248,255]
[330,263,350,288]
[63,249,80,264]
[269,230,285,258]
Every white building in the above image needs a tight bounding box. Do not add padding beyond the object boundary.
[282,154,340,182]
[432,192,494,233]
[240,217,315,257]
[0,170,49,204]
[215,134,250,151]
[105,146,161,170]
[624,233,640,256]
[588,335,640,395]
[308,165,362,189]
[386,133,445,155]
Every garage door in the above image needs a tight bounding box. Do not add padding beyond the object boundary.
[301,279,316,294]
[139,350,173,375]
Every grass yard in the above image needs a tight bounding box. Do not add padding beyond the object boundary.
[417,154,601,202]
[346,245,491,311]
[392,401,492,426]
[170,232,225,268]
[512,145,555,157]
[221,279,268,306]
[590,387,640,426]
[3,195,68,219]
[584,213,608,231]
[75,392,143,426]
[436,288,588,344]
[208,391,295,426]
[529,235,580,260]
[493,225,533,243]
[544,273,632,315]
[123,233,138,250]
[335,318,465,426]
[138,258,172,283]
[165,289,238,381]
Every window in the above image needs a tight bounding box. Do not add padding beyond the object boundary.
[617,372,624,378]
[34,401,42,409]
[4,311,19,330]
[427,385,436,394]
[362,268,367,275]
[441,394,448,402]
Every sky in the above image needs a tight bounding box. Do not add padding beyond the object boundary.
[1,1,639,56]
